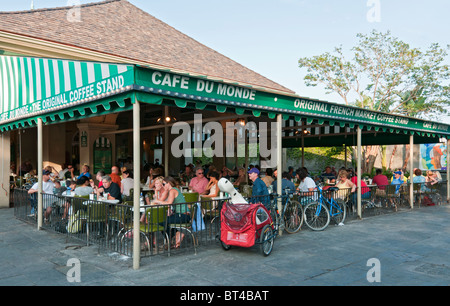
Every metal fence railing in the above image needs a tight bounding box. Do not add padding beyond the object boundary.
[13,188,224,258]
[12,180,449,257]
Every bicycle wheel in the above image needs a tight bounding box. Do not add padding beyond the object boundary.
[331,200,347,225]
[304,201,330,231]
[260,224,274,256]
[284,200,303,234]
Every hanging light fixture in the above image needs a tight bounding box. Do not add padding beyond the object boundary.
[156,116,177,124]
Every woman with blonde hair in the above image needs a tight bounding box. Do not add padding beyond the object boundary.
[335,170,356,200]
[425,170,438,185]
[153,177,187,248]
[140,176,167,223]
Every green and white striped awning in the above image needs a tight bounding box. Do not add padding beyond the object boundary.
[1,55,450,140]
[0,56,135,130]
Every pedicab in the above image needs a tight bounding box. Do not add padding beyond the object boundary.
[218,178,276,256]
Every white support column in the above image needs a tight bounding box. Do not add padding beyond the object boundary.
[37,118,43,230]
[447,139,449,203]
[133,102,141,270]
[164,106,169,177]
[357,126,362,219]
[409,135,414,209]
[277,114,283,235]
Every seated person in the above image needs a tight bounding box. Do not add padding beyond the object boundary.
[296,168,317,204]
[53,179,67,196]
[189,167,209,194]
[109,166,122,188]
[153,177,187,248]
[425,170,438,186]
[391,170,404,194]
[321,166,336,183]
[261,168,274,187]
[141,176,168,224]
[97,175,122,203]
[272,170,296,195]
[120,169,134,197]
[180,164,194,186]
[248,168,270,208]
[202,171,220,198]
[76,164,92,180]
[232,167,246,186]
[350,175,371,207]
[372,169,389,190]
[74,176,94,196]
[63,177,94,219]
[335,170,356,201]
[28,170,54,221]
[412,168,427,192]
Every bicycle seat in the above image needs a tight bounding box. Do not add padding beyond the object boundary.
[327,187,339,191]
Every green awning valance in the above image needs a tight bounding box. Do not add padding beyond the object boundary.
[0,56,135,131]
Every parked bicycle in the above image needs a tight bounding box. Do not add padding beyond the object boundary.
[303,185,347,231]
[269,188,303,234]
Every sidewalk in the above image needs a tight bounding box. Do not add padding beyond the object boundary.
[0,204,449,286]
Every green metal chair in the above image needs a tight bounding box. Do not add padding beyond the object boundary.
[139,205,169,255]
[168,202,199,254]
[182,192,199,203]
[79,201,108,246]
[109,201,134,238]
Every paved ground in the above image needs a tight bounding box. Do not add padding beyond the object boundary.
[0,204,449,288]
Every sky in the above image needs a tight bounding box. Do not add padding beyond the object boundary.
[2,0,450,124]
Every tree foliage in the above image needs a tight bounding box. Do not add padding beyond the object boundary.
[298,30,450,120]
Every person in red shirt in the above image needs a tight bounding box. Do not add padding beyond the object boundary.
[350,175,370,196]
[109,166,122,188]
[372,169,389,190]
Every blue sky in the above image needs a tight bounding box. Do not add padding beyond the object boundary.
[3,0,450,123]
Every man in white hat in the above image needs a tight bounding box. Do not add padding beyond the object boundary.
[28,170,55,221]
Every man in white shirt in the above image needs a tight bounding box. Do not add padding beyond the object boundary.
[28,170,55,221]
[296,168,317,203]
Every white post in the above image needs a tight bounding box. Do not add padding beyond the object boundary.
[164,106,169,177]
[277,114,283,235]
[410,135,414,209]
[357,126,362,219]
[37,118,43,230]
[447,139,449,203]
[133,102,141,270]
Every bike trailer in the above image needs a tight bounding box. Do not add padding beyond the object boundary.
[220,202,273,250]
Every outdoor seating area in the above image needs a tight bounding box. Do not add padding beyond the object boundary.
[13,172,448,258]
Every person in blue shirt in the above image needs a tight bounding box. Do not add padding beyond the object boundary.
[271,170,296,195]
[77,164,92,180]
[248,167,270,209]
[391,170,404,194]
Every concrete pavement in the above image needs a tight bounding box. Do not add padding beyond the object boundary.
[0,204,449,287]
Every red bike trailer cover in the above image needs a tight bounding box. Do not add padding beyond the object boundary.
[221,202,268,248]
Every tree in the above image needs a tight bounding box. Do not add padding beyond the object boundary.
[298,30,450,172]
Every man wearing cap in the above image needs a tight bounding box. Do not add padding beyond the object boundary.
[391,170,404,194]
[28,170,55,221]
[248,167,270,208]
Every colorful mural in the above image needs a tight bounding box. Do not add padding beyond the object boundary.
[420,143,447,170]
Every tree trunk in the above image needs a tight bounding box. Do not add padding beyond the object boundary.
[388,145,398,170]
[363,145,379,174]
[403,144,410,171]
